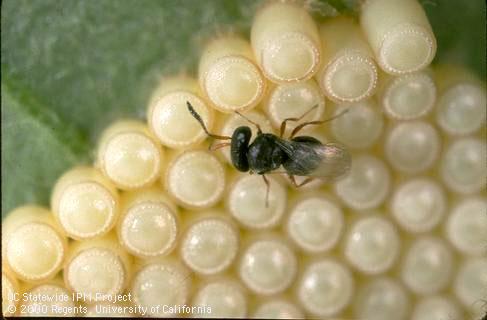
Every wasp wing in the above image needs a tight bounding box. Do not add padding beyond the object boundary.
[309,143,351,180]
[276,140,351,181]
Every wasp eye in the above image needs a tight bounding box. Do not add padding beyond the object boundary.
[220,111,273,164]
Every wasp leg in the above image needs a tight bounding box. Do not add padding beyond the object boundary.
[262,171,288,175]
[290,108,350,138]
[235,111,263,134]
[279,105,319,138]
[208,142,231,151]
[262,174,270,208]
[288,174,315,188]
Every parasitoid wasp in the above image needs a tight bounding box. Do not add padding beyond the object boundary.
[187,101,351,206]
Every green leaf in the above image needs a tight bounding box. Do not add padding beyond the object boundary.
[424,0,486,76]
[1,0,485,217]
[1,0,262,217]
[1,80,88,215]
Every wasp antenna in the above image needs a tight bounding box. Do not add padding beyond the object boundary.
[186,101,231,140]
[295,104,320,120]
[186,101,208,132]
[289,107,350,138]
[262,174,270,208]
[235,111,263,134]
[279,104,320,137]
[335,108,350,119]
[209,142,231,151]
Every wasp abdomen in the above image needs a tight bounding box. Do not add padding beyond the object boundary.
[231,126,252,172]
[282,137,322,176]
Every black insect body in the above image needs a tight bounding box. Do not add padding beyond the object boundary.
[277,136,351,181]
[246,133,287,174]
[230,126,252,172]
[280,136,323,176]
[186,101,351,205]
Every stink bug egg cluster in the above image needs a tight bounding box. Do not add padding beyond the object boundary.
[2,0,486,319]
